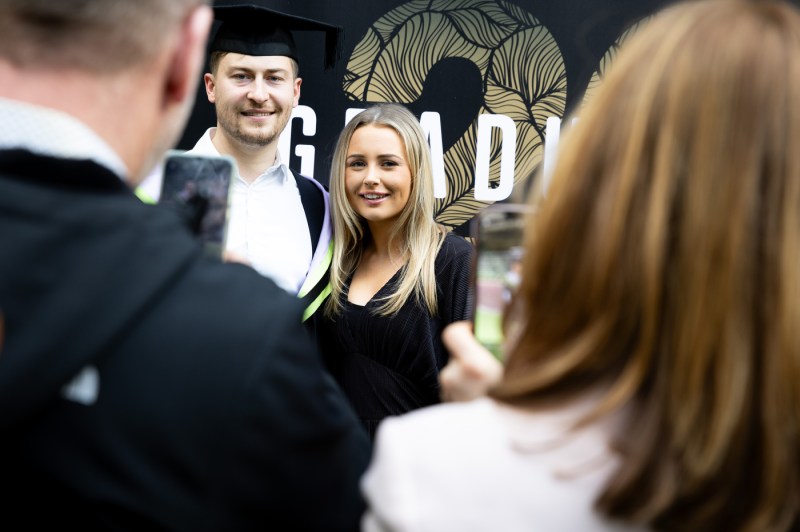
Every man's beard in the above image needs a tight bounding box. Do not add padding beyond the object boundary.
[217,105,291,147]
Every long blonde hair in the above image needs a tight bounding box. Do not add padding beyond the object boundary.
[493,0,800,529]
[326,103,447,318]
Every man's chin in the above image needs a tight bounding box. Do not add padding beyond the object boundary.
[224,125,274,147]
[236,133,277,147]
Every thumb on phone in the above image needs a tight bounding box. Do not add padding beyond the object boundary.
[223,249,251,267]
[440,321,504,402]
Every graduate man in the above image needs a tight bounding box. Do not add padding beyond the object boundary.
[142,5,337,321]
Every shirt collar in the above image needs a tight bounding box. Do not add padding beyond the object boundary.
[0,97,128,179]
[257,150,291,185]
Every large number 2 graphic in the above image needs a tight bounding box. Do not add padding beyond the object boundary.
[343,0,568,228]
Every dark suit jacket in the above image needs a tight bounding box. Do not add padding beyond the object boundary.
[0,149,371,531]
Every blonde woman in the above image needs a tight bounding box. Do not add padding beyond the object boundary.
[362,1,800,530]
[315,103,474,439]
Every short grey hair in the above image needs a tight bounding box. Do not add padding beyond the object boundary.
[0,0,210,72]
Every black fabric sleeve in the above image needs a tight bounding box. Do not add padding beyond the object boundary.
[436,233,476,326]
[211,295,371,532]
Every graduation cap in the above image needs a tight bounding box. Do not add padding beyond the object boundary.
[210,4,342,70]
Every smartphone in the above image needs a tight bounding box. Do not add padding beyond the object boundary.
[159,151,235,258]
[471,203,533,361]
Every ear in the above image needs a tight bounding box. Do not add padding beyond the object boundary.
[293,77,302,108]
[204,73,216,104]
[164,5,213,105]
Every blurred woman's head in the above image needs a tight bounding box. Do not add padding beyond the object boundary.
[494,0,800,529]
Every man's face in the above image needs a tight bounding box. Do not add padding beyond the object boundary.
[204,53,301,148]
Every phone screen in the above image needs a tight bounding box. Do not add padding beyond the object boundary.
[471,203,533,361]
[159,151,235,257]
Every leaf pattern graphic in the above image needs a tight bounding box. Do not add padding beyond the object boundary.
[343,0,567,228]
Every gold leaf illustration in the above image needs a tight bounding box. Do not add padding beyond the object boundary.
[343,0,567,229]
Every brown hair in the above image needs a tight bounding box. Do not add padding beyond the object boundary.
[0,0,209,72]
[493,0,800,529]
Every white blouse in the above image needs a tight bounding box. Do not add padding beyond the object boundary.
[361,396,646,532]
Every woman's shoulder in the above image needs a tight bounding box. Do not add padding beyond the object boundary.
[441,230,474,252]
[373,395,627,473]
[376,397,497,447]
[435,230,475,266]
[364,398,641,532]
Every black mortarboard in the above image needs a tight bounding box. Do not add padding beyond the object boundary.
[210,4,342,70]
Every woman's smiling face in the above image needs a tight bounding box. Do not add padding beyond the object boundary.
[345,124,412,229]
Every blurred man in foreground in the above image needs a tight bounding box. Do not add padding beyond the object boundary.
[0,1,370,529]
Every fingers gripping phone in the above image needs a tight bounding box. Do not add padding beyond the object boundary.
[471,203,533,362]
[158,151,235,258]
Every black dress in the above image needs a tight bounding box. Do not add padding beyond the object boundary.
[316,233,474,439]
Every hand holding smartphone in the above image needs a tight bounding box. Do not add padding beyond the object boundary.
[158,151,235,258]
[471,203,534,362]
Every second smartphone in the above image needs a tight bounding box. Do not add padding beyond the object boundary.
[470,203,534,361]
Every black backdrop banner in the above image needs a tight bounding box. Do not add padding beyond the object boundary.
[179,0,772,231]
